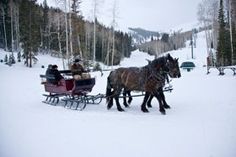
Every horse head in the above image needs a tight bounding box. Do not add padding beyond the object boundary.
[149,55,169,74]
[165,54,181,78]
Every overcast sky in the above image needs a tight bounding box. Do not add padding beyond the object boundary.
[39,0,203,32]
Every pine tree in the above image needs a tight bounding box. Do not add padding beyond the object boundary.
[217,0,231,66]
[232,22,236,64]
[9,53,16,64]
[17,51,21,62]
[0,1,9,51]
[42,0,49,51]
[224,26,232,65]
[4,54,8,63]
[19,0,41,67]
[0,0,11,51]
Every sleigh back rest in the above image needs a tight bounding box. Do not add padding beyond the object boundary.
[73,78,95,92]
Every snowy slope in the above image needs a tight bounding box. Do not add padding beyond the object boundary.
[0,31,236,157]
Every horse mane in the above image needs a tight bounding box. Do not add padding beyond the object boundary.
[150,56,167,67]
[151,54,174,66]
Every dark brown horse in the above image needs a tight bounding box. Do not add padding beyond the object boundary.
[122,67,170,108]
[122,56,180,112]
[106,54,181,114]
[123,68,174,110]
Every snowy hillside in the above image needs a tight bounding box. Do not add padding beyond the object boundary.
[0,31,236,157]
[128,22,200,45]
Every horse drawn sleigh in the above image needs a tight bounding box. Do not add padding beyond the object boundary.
[40,54,181,114]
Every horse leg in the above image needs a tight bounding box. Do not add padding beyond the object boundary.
[107,95,114,110]
[154,92,166,115]
[106,76,114,110]
[115,95,125,112]
[107,90,114,110]
[141,92,150,113]
[113,87,124,112]
[123,90,129,108]
[160,88,170,109]
[127,90,133,104]
[147,95,154,108]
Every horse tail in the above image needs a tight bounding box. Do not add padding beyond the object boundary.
[106,73,113,103]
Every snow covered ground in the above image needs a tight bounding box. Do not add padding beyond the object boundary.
[0,32,236,157]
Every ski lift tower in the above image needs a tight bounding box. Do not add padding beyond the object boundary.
[190,29,194,59]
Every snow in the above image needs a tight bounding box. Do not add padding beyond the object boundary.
[0,31,236,157]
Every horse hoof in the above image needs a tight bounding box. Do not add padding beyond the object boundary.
[107,105,113,110]
[160,110,166,115]
[107,102,113,110]
[141,108,149,113]
[147,104,152,108]
[124,104,129,108]
[128,99,132,104]
[163,104,171,109]
[118,108,125,112]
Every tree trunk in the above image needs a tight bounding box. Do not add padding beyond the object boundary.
[68,0,73,57]
[57,13,65,70]
[1,6,8,51]
[77,35,83,58]
[64,0,69,68]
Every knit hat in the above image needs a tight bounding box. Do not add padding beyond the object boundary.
[52,64,58,69]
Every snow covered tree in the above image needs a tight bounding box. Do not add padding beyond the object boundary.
[8,53,16,64]
[4,54,8,63]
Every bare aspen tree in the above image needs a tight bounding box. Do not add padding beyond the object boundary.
[198,0,218,59]
[92,0,98,64]
[55,0,67,69]
[13,2,20,52]
[228,0,234,64]
[84,22,90,58]
[101,28,106,63]
[77,35,82,58]
[68,0,73,57]
[111,0,118,69]
[106,30,112,66]
[198,1,210,56]
[16,7,20,51]
[71,0,83,58]
[9,1,20,52]
[10,0,14,53]
[57,13,65,69]
[92,0,103,63]
[64,0,69,67]
[232,0,236,64]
